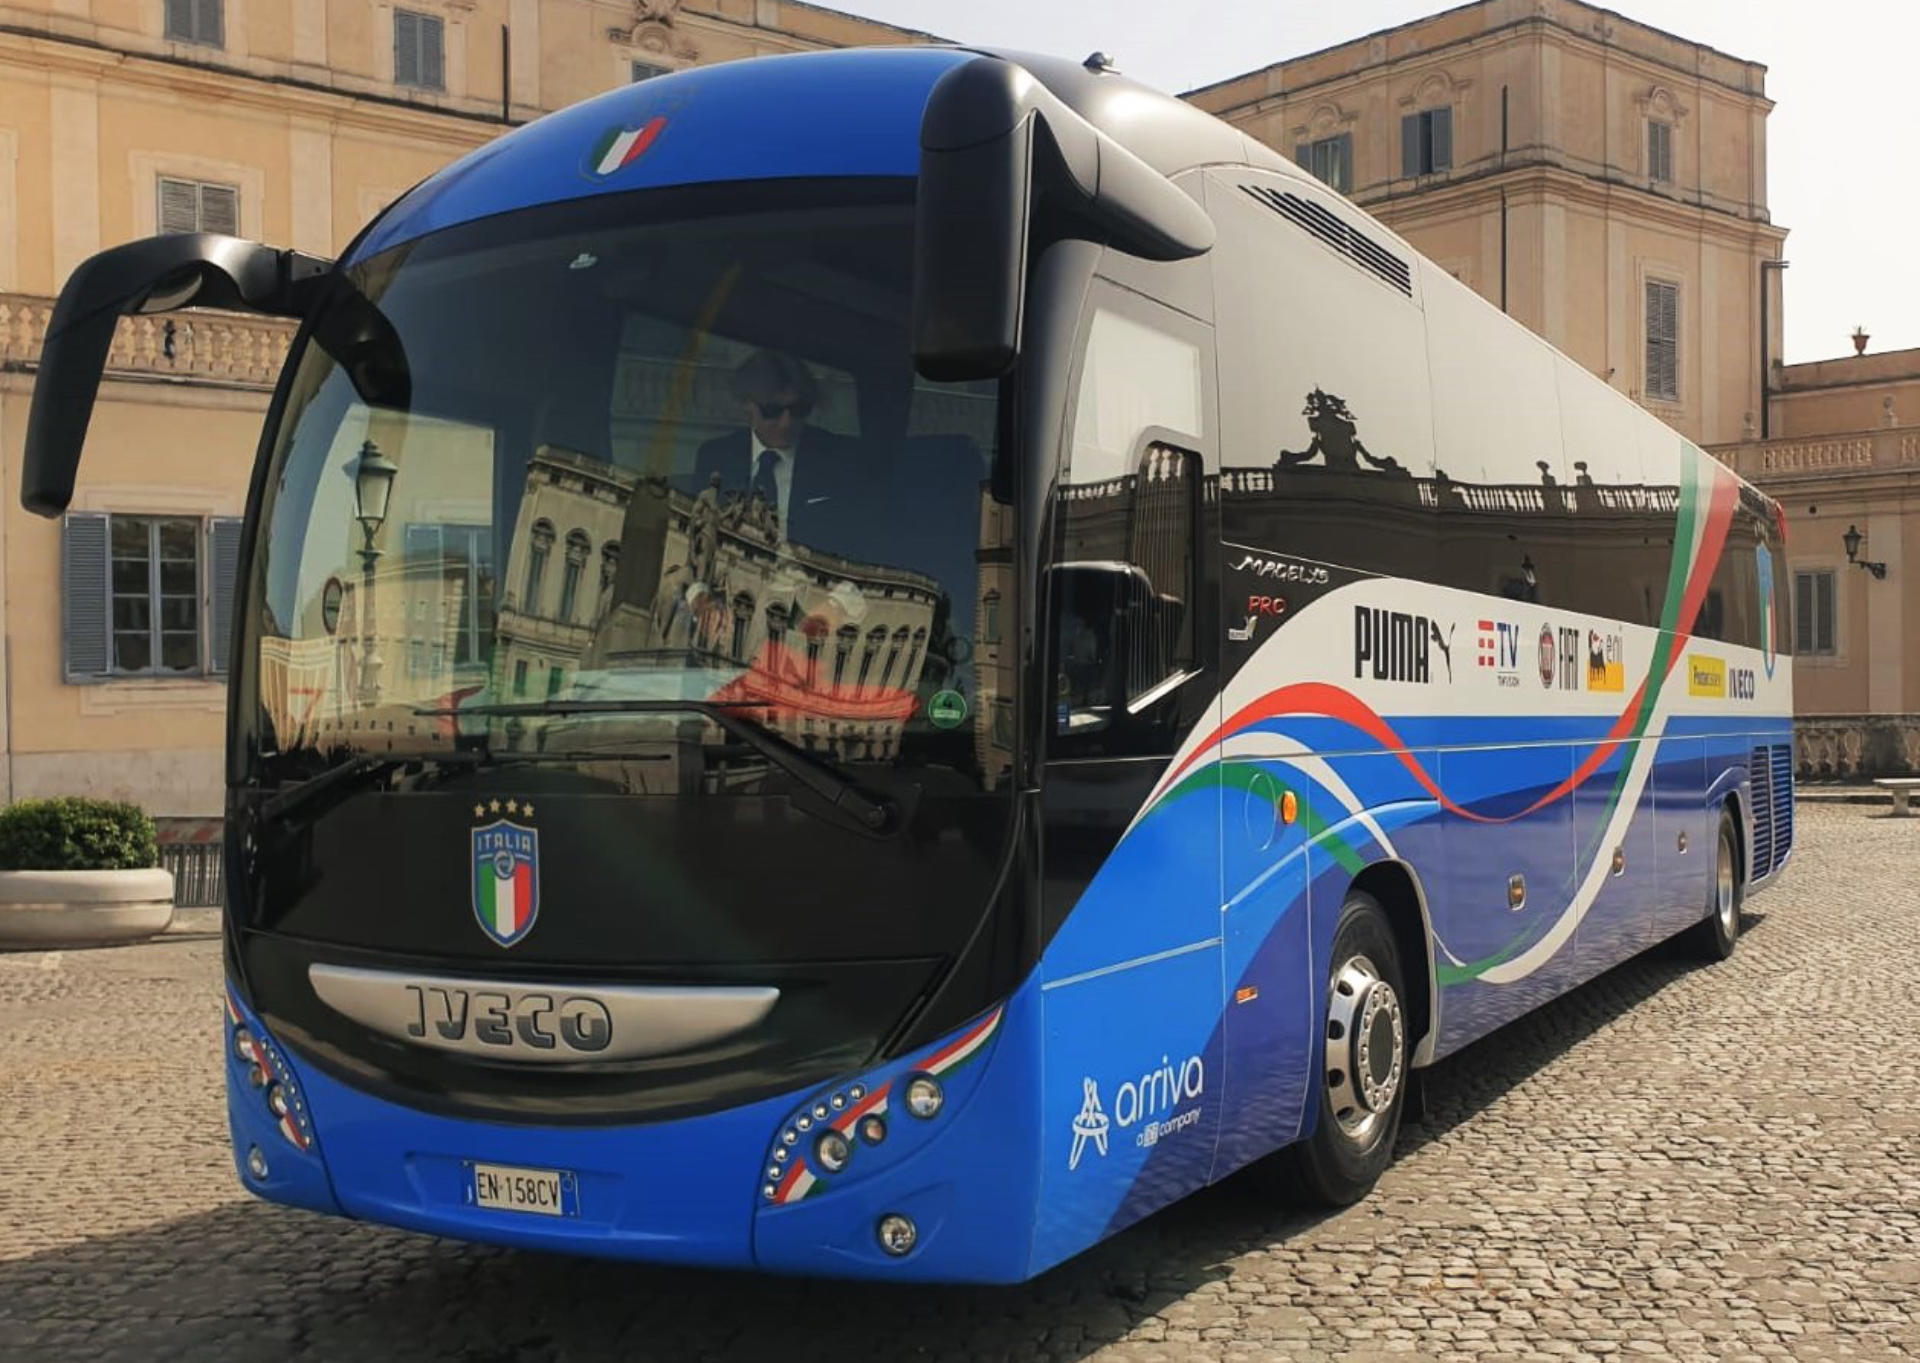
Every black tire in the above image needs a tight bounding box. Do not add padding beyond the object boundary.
[1279,890,1408,1207]
[1685,807,1743,961]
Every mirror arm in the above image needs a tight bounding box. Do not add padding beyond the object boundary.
[21,234,332,516]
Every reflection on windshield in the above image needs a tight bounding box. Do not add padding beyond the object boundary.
[248,185,1015,795]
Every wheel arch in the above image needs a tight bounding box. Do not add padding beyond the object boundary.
[1347,858,1440,1068]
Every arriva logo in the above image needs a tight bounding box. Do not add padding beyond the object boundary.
[1068,1054,1205,1169]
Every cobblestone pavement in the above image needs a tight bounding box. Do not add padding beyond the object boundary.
[1,804,1916,1363]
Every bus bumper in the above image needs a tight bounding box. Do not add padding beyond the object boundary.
[223,981,1042,1280]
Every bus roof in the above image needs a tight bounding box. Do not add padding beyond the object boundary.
[346,46,1282,264]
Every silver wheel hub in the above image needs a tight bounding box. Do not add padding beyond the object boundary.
[1324,953,1405,1142]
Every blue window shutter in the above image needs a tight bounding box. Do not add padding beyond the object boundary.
[1432,107,1453,171]
[1401,114,1421,177]
[1294,141,1310,170]
[62,513,111,682]
[208,517,243,676]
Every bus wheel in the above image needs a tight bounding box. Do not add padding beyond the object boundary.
[1686,808,1742,961]
[1283,890,1407,1207]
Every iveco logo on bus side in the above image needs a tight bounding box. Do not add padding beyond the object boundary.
[1355,607,1454,684]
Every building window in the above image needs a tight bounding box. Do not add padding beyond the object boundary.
[402,522,494,667]
[730,594,755,661]
[158,177,239,236]
[833,624,858,691]
[546,665,564,698]
[523,519,553,615]
[558,529,590,623]
[163,0,223,47]
[61,513,241,681]
[982,589,1002,645]
[1647,120,1674,185]
[394,9,446,92]
[1400,108,1452,177]
[1645,279,1680,402]
[512,659,529,696]
[631,60,669,82]
[857,626,886,694]
[1295,133,1353,194]
[1794,570,1836,656]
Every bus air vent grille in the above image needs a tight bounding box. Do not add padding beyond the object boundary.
[1748,745,1777,880]
[1769,742,1793,869]
[1238,184,1414,297]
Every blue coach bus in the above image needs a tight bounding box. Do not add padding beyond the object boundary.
[22,46,1793,1282]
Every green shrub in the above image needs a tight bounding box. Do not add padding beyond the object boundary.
[0,798,158,871]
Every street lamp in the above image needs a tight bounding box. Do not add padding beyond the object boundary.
[353,440,399,701]
[1842,523,1887,580]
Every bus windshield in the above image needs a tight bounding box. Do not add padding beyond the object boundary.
[242,180,1010,799]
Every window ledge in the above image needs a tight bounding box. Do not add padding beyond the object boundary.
[77,678,227,716]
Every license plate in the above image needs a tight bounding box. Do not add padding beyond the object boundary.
[466,1161,579,1217]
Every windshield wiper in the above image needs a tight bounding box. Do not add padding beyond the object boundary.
[411,700,898,834]
[254,750,501,828]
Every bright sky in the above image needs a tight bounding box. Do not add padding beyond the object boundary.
[839,1,1918,363]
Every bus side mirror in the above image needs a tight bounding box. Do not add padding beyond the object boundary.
[1051,560,1164,739]
[22,234,329,517]
[911,56,1215,384]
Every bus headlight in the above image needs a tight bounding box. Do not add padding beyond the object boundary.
[904,1074,943,1119]
[266,1084,290,1119]
[814,1129,852,1174]
[233,1028,256,1062]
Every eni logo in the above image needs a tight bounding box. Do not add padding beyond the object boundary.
[1687,654,1727,698]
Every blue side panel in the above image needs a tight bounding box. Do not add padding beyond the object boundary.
[1217,756,1312,1176]
[1431,745,1577,1053]
[1569,738,1653,980]
[349,48,970,262]
[1032,943,1222,1275]
[1651,735,1709,939]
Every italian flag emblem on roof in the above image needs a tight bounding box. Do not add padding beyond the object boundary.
[590,115,668,178]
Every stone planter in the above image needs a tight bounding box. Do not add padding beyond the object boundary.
[0,867,175,949]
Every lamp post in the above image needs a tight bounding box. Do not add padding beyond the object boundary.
[1843,523,1887,581]
[353,440,399,702]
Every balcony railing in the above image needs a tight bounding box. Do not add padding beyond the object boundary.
[1709,426,1920,481]
[0,292,295,391]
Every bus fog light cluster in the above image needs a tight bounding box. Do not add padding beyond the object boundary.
[858,1115,887,1145]
[814,1129,852,1174]
[904,1074,943,1119]
[245,1145,269,1181]
[229,1017,315,1153]
[876,1213,917,1256]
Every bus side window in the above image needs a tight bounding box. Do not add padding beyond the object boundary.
[1051,303,1204,759]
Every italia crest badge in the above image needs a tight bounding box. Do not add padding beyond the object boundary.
[471,801,539,948]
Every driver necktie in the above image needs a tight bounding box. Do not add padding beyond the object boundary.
[753,449,782,528]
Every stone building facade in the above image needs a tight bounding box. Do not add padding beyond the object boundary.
[1709,345,1920,779]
